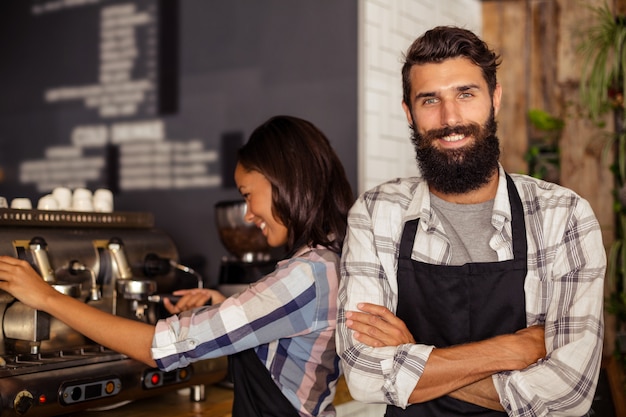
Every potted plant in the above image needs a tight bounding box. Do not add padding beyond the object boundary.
[578,1,626,362]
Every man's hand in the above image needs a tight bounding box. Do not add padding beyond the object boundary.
[508,325,547,368]
[345,302,415,347]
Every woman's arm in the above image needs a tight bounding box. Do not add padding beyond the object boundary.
[0,256,157,366]
[152,250,336,369]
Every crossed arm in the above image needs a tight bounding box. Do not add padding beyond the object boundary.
[345,302,546,410]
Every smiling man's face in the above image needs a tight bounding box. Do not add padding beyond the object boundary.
[402,57,502,195]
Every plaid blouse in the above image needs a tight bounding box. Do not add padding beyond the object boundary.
[152,246,341,417]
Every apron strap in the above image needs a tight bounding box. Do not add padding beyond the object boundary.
[506,173,527,263]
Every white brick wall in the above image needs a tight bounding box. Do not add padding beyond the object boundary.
[358,0,482,193]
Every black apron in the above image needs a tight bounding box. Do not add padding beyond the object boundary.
[230,348,301,417]
[387,174,527,416]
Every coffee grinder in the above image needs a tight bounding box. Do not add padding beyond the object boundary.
[214,200,280,296]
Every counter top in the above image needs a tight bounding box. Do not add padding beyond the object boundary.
[67,377,354,417]
[65,359,621,416]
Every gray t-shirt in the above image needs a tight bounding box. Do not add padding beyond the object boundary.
[430,193,497,265]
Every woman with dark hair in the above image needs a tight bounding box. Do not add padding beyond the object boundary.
[0,115,354,417]
[237,115,353,254]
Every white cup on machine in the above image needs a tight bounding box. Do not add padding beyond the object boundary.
[0,197,7,208]
[10,198,32,210]
[52,187,72,210]
[93,188,113,213]
[72,188,93,212]
[37,194,59,210]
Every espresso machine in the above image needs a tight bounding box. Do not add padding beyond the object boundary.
[0,208,227,417]
[214,200,280,297]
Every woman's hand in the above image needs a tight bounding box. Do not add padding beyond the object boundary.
[163,288,227,314]
[0,255,60,310]
[345,302,415,347]
[0,257,158,367]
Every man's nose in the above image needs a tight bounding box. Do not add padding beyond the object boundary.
[440,100,461,126]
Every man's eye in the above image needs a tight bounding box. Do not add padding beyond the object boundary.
[423,98,438,105]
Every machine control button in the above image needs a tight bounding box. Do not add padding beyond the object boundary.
[60,377,121,405]
[71,387,82,401]
[143,366,192,389]
[14,390,34,415]
[104,381,116,395]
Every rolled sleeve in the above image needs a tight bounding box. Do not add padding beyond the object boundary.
[337,189,435,406]
[493,197,605,416]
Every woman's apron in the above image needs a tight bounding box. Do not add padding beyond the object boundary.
[386,174,527,416]
[230,348,301,417]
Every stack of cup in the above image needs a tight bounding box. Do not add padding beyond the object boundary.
[52,187,72,211]
[72,188,94,212]
[10,187,115,213]
[93,189,114,213]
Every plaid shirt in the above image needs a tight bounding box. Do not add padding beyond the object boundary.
[337,165,605,416]
[152,246,341,417]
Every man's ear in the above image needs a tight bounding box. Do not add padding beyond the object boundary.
[492,83,502,117]
[402,101,414,125]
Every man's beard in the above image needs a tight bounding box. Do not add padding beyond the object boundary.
[411,110,500,195]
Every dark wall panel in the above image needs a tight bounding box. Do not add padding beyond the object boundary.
[0,0,358,286]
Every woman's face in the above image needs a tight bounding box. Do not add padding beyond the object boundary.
[234,162,288,247]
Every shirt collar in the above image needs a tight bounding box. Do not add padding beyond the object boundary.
[491,165,513,231]
[406,164,512,232]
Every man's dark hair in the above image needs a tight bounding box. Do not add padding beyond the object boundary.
[402,26,501,111]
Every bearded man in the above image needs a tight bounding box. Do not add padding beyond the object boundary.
[336,26,605,417]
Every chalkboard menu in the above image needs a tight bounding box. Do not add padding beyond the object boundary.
[0,0,191,195]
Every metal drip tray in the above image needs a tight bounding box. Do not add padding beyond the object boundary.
[0,346,126,377]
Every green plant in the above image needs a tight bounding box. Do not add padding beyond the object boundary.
[578,1,626,361]
[580,3,626,120]
[525,109,564,182]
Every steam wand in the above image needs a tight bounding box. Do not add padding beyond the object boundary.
[143,253,204,289]
[169,260,204,289]
[69,260,101,301]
